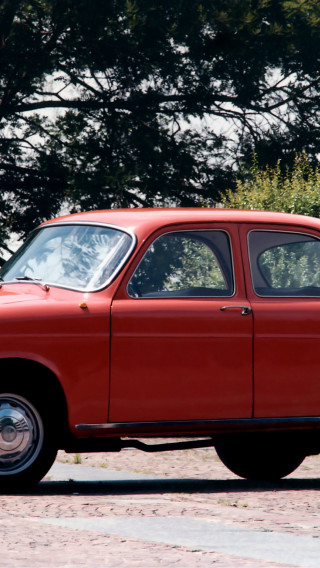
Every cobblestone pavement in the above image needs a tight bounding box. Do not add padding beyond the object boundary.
[1,444,320,567]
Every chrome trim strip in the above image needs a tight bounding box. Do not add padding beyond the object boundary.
[75,416,320,430]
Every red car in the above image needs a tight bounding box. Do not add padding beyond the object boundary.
[1,208,320,487]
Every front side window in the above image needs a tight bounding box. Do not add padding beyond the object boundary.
[249,230,320,296]
[1,224,134,291]
[128,230,233,298]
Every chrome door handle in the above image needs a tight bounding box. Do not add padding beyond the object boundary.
[220,305,252,315]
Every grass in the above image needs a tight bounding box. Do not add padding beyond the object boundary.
[218,499,248,508]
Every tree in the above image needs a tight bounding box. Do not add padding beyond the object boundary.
[2,1,320,259]
[221,153,320,217]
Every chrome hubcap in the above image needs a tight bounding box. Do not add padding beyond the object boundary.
[0,395,43,474]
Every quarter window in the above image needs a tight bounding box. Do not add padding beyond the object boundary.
[249,231,320,296]
[128,230,233,298]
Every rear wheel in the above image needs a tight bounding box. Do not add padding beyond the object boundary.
[0,393,57,490]
[215,433,306,481]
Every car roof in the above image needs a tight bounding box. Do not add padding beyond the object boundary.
[42,208,320,238]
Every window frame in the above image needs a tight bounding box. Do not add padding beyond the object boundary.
[126,229,235,299]
[248,229,320,298]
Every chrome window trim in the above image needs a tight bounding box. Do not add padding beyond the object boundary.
[2,221,137,293]
[126,228,235,299]
[248,228,320,298]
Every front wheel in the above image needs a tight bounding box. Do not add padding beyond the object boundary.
[0,393,57,490]
[215,433,306,481]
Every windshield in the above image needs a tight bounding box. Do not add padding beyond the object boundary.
[0,223,134,291]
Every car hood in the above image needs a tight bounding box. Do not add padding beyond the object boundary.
[0,286,47,305]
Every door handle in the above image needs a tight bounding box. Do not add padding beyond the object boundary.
[220,305,252,316]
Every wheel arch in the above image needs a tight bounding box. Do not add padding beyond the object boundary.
[0,357,69,445]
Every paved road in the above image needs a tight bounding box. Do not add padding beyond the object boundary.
[1,450,320,567]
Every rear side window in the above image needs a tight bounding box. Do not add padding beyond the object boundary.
[127,230,234,298]
[248,230,320,296]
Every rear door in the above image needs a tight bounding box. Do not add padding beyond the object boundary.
[241,223,320,417]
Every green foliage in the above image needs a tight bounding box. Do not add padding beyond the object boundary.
[259,242,320,289]
[164,240,226,291]
[221,153,320,217]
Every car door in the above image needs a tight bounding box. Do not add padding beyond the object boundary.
[241,223,320,418]
[109,223,253,423]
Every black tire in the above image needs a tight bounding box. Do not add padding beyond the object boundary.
[215,433,306,481]
[0,392,57,490]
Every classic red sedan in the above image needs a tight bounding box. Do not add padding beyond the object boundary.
[1,207,320,487]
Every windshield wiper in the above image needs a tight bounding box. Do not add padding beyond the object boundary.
[14,276,50,291]
[15,275,42,282]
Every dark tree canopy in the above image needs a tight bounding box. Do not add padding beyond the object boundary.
[1,0,320,257]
